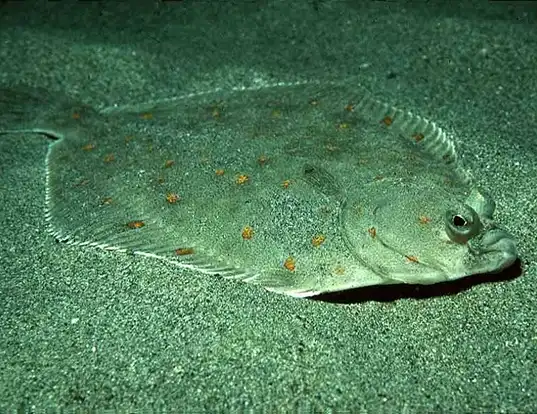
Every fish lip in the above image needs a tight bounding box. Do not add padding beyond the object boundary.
[467,227,518,273]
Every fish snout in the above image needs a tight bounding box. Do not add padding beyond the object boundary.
[469,227,518,274]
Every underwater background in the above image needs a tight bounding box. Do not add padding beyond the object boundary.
[0,1,536,411]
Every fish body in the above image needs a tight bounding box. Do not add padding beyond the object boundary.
[0,80,518,297]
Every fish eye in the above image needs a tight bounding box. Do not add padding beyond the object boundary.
[444,206,482,244]
[452,214,468,227]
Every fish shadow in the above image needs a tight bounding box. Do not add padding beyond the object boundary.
[313,258,524,304]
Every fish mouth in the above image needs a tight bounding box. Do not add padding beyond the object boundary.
[388,227,519,284]
[466,227,518,276]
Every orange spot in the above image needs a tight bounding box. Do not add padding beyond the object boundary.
[282,179,291,189]
[125,135,134,143]
[271,109,282,118]
[126,220,145,229]
[104,153,115,163]
[166,192,180,204]
[283,256,296,272]
[257,155,268,166]
[236,174,249,185]
[241,226,254,240]
[325,143,339,152]
[140,112,153,120]
[82,143,95,151]
[413,133,425,142]
[333,265,346,275]
[344,103,354,112]
[368,227,377,238]
[175,247,194,256]
[215,169,225,176]
[164,159,175,168]
[72,112,81,120]
[75,179,90,187]
[381,116,393,126]
[406,255,420,263]
[311,234,326,247]
[419,215,432,225]
[101,197,113,205]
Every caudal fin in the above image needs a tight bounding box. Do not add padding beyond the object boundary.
[0,85,100,140]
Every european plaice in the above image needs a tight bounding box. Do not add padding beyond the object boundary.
[0,80,518,298]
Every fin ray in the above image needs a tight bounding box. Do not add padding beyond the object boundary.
[352,89,473,185]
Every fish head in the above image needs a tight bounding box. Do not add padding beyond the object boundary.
[346,173,518,285]
[444,188,518,279]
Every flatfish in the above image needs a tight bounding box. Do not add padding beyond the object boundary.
[0,80,518,297]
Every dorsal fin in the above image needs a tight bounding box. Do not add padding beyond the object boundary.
[351,89,473,186]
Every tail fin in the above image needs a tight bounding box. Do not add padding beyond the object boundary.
[0,85,99,140]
